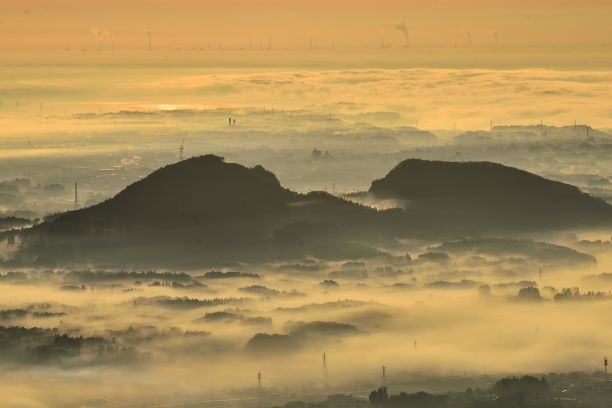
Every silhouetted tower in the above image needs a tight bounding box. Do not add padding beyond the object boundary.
[539,265,542,281]
[74,182,79,210]
[494,32,499,47]
[414,340,417,350]
[322,352,330,391]
[258,371,263,408]
[605,357,608,381]
[382,365,387,387]
[466,32,472,48]
[179,138,184,161]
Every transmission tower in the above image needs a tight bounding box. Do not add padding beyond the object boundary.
[539,265,543,281]
[258,371,263,408]
[322,352,329,391]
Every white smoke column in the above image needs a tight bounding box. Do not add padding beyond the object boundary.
[90,28,104,51]
[103,31,115,51]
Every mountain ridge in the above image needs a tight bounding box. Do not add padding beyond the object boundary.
[3,155,611,266]
[369,158,612,231]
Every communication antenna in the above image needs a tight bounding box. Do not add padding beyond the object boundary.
[382,365,387,387]
[466,32,472,48]
[605,357,608,381]
[414,340,417,350]
[494,32,499,47]
[74,182,79,210]
[490,120,493,131]
[322,352,330,391]
[179,138,184,161]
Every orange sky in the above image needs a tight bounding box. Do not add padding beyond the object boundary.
[1,0,611,50]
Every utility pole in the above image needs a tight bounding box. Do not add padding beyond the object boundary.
[74,182,79,210]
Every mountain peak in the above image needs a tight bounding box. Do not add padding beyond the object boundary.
[369,158,612,231]
[48,155,294,229]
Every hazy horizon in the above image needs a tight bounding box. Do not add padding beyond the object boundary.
[1,1,612,407]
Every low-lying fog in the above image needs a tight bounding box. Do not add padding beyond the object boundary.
[1,52,612,407]
[0,231,611,406]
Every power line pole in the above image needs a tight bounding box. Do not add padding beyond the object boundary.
[74,182,79,210]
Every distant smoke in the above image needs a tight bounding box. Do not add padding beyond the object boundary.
[393,22,409,47]
[89,28,114,51]
[89,28,103,38]
[89,28,104,51]
[103,30,114,50]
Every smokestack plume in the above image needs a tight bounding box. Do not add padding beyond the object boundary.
[393,22,409,47]
[89,28,104,51]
